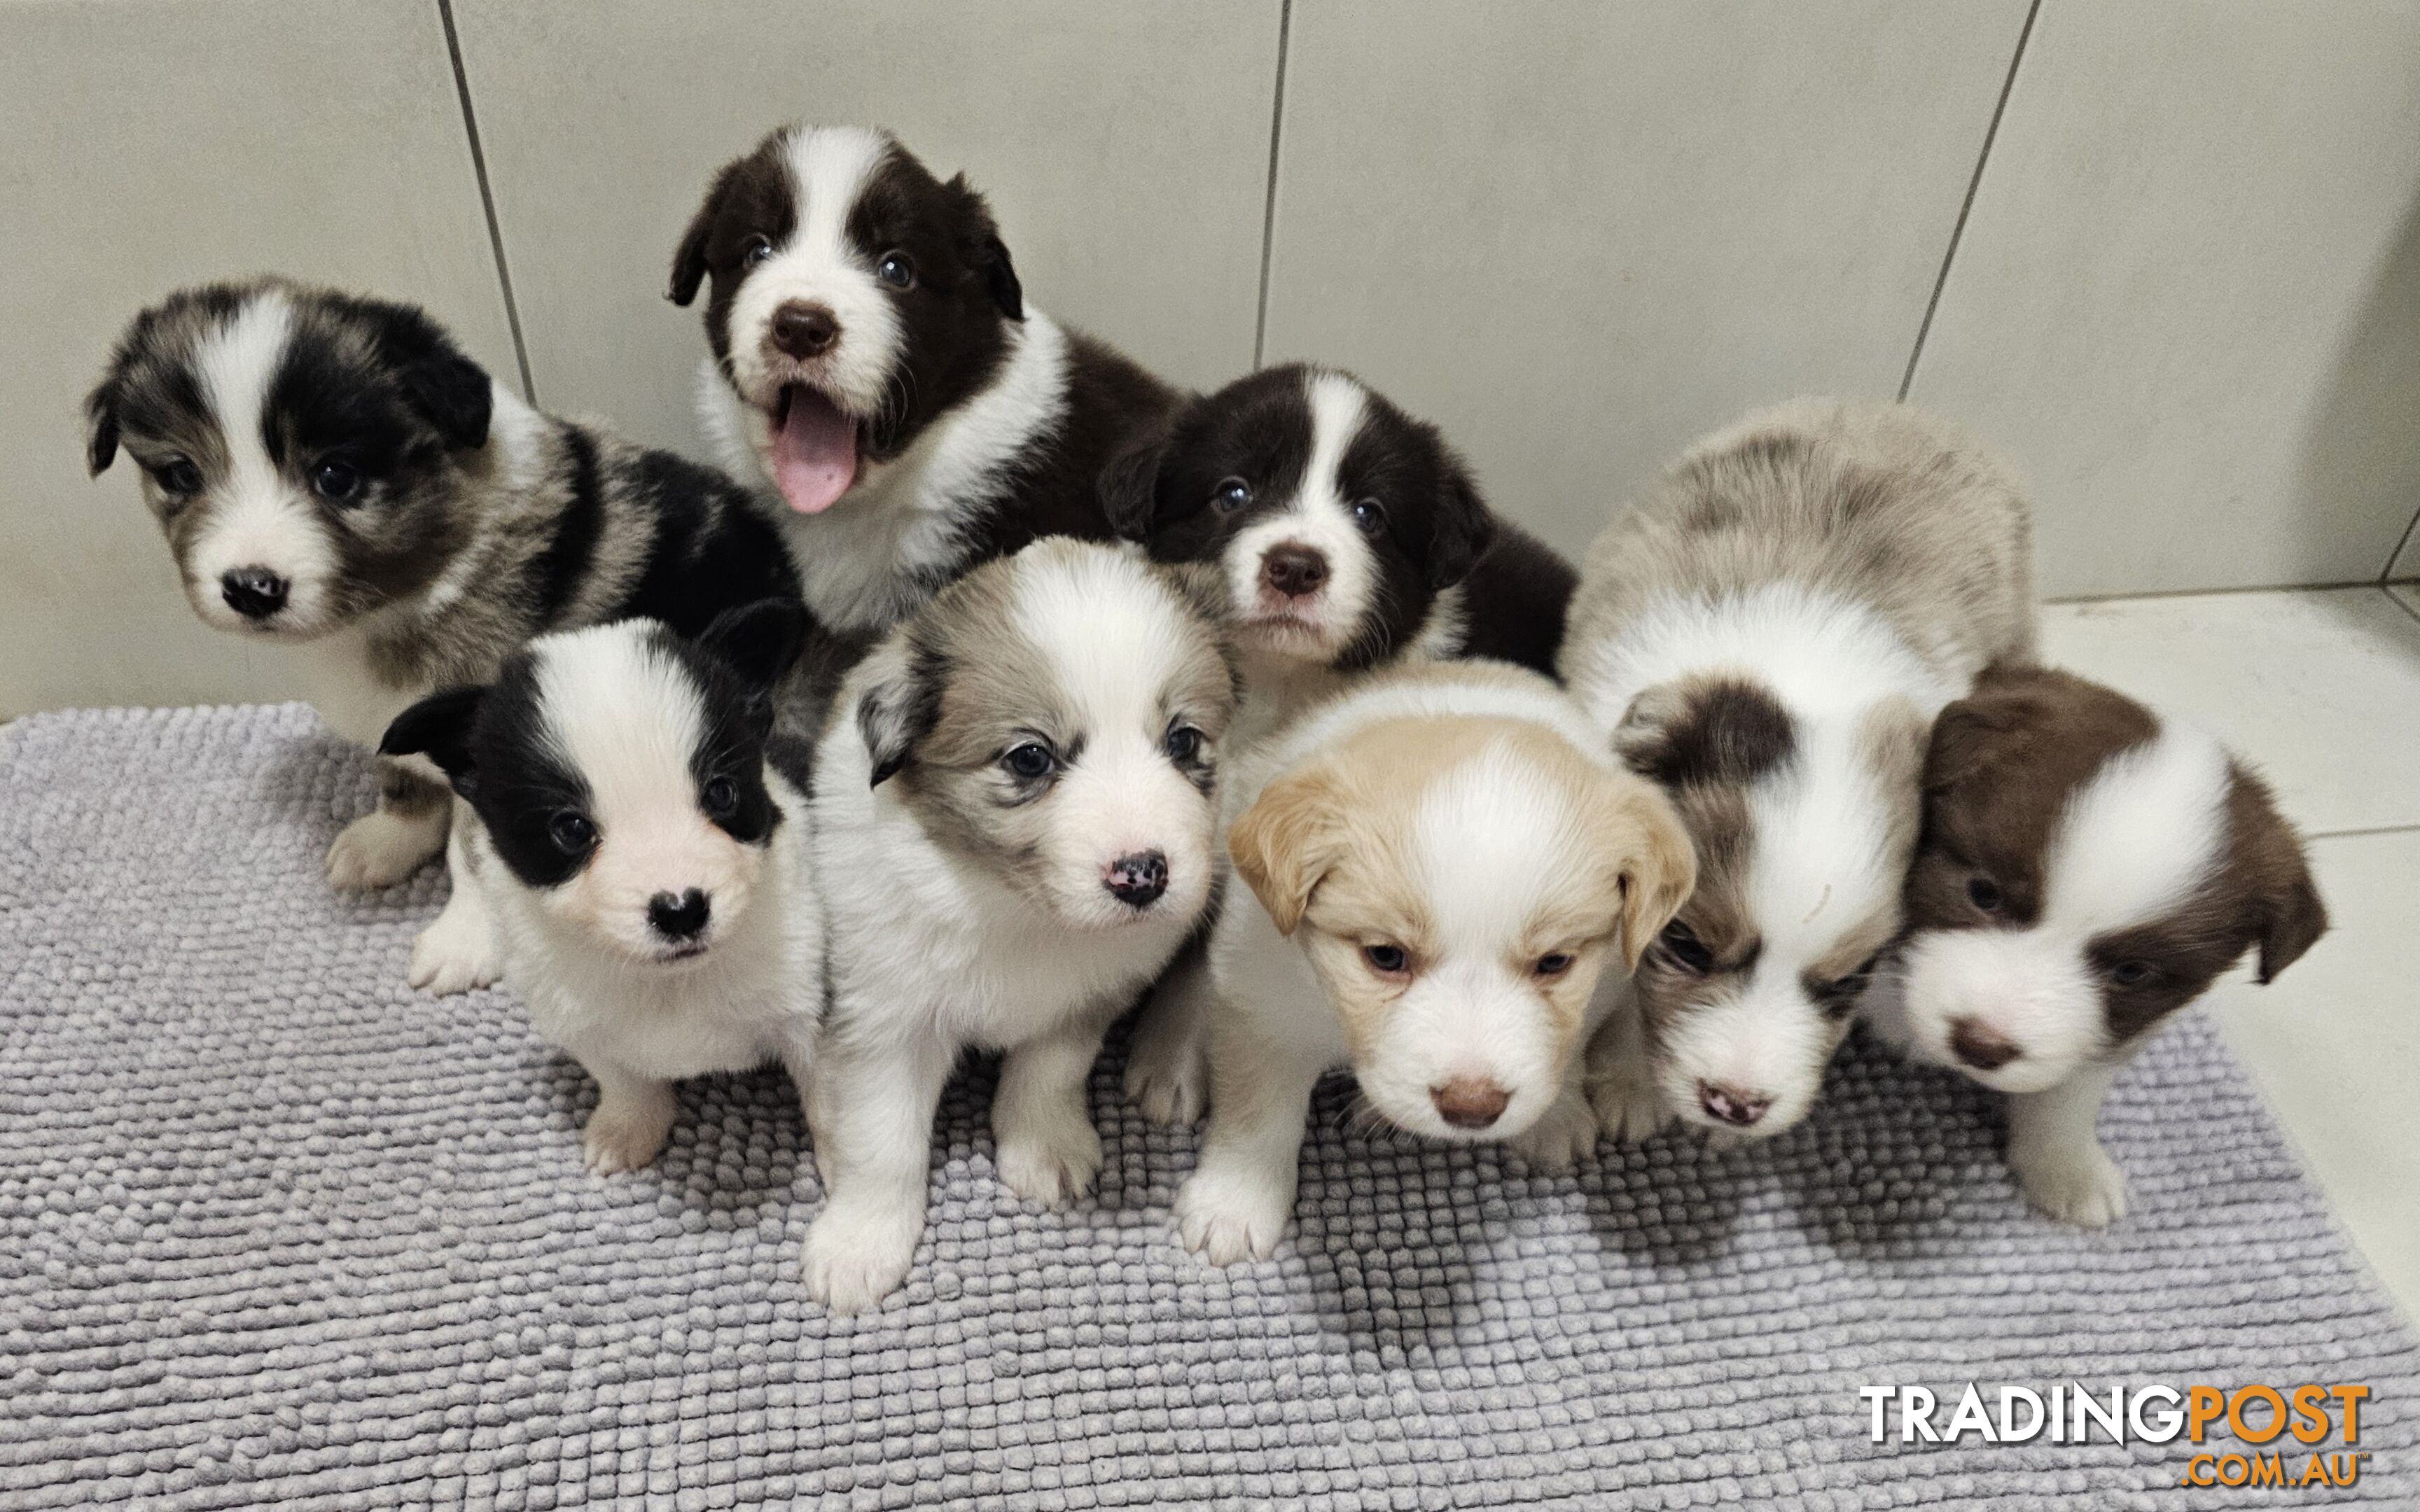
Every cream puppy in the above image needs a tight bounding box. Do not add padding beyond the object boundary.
[801,539,1236,1312]
[1173,660,1695,1264]
[381,602,822,1174]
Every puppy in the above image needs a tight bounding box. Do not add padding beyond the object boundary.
[800,539,1235,1311]
[84,278,807,924]
[1173,659,1695,1264]
[1559,399,2035,1144]
[380,602,823,1175]
[1865,664,2325,1225]
[673,124,1176,634]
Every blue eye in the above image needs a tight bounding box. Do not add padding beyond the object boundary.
[876,252,915,289]
[1349,498,1386,536]
[1212,477,1252,513]
[1363,943,1408,975]
[1003,743,1055,780]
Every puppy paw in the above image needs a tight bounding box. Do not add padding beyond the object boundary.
[582,1087,676,1175]
[800,1205,922,1314]
[1585,1068,1671,1145]
[327,809,444,890]
[994,1110,1104,1208]
[1507,1094,1598,1172]
[1173,1163,1292,1265]
[2012,1139,2129,1228]
[1124,1037,1208,1127]
[407,909,500,995]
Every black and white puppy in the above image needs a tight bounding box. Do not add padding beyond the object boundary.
[801,539,1237,1312]
[673,124,1176,634]
[85,279,808,922]
[382,601,823,1175]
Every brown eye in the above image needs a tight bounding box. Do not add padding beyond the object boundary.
[1534,953,1574,977]
[1363,942,1408,975]
[740,234,774,268]
[1656,920,1713,973]
[1212,477,1253,513]
[876,251,915,289]
[1968,876,2003,912]
[153,458,204,496]
[548,811,597,855]
[2108,960,2155,988]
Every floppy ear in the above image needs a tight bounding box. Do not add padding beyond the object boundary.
[1599,780,1697,969]
[1423,449,1496,590]
[980,232,1024,322]
[942,174,1022,321]
[854,641,942,788]
[380,685,487,797]
[2229,770,2328,983]
[697,598,811,696]
[1227,762,1349,937]
[83,374,121,475]
[400,349,493,450]
[1097,404,1185,540]
[667,166,729,307]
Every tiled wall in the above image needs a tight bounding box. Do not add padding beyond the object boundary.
[8,0,2419,718]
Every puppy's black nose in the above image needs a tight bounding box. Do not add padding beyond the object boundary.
[1104,850,1168,907]
[1431,1077,1510,1130]
[220,566,288,620]
[1949,1018,2022,1071]
[647,888,711,940]
[771,301,840,359]
[1698,1082,1770,1127]
[1261,544,1328,598]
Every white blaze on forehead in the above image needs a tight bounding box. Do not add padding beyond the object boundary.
[1415,741,1592,953]
[2041,720,2232,933]
[195,288,293,492]
[1013,545,1202,732]
[723,125,900,420]
[534,625,709,831]
[1295,371,1368,519]
[781,126,889,261]
[1218,371,1377,654]
[1745,715,1902,969]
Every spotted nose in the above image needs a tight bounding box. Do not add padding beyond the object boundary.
[1697,1081,1771,1128]
[220,566,288,620]
[646,888,711,941]
[1431,1077,1511,1130]
[770,301,839,359]
[1104,850,1168,908]
[1949,1018,2022,1071]
[1261,544,1328,599]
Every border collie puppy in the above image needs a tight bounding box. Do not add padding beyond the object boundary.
[1559,400,2035,1144]
[1865,664,2325,1225]
[1174,660,1695,1264]
[672,125,1175,635]
[381,603,823,1175]
[801,539,1235,1312]
[85,278,805,906]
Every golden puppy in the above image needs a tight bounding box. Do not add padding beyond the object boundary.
[1173,660,1695,1264]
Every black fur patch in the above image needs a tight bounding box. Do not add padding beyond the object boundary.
[529,426,605,623]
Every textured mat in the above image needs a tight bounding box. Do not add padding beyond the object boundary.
[2,704,2414,1510]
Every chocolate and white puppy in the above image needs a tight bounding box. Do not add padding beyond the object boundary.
[673,124,1175,634]
[1175,660,1695,1264]
[802,539,1235,1312]
[1864,664,2325,1225]
[85,278,805,916]
[383,602,823,1175]
[1561,400,2035,1144]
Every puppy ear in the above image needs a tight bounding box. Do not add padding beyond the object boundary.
[668,162,732,307]
[1613,677,1795,788]
[1228,762,1348,937]
[1422,448,1496,591]
[1097,403,1185,540]
[83,374,121,475]
[697,598,810,696]
[2229,768,2328,983]
[855,641,942,788]
[380,685,487,796]
[1600,780,1697,970]
[980,232,1024,322]
[363,300,493,449]
[943,174,1022,321]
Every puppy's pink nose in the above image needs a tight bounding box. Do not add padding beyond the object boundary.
[1431,1077,1510,1130]
[1697,1082,1770,1127]
[1949,1018,2022,1071]
[771,301,839,359]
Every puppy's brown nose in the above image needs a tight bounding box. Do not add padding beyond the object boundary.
[1431,1077,1510,1130]
[1697,1082,1770,1127]
[1949,1018,2022,1071]
[1262,544,1328,598]
[771,301,840,359]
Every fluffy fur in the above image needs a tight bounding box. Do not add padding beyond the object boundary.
[800,539,1236,1312]
[85,278,812,909]
[1559,399,2035,1143]
[674,125,1176,635]
[1171,660,1695,1264]
[380,603,823,1175]
[1863,664,2325,1225]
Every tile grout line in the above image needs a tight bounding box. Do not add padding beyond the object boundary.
[2043,577,2388,608]
[438,0,537,404]
[2381,582,2420,630]
[2303,822,2420,842]
[2383,501,2420,587]
[1250,0,1293,373]
[1896,0,2038,403]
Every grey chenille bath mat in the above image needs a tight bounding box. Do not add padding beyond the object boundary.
[3,703,2414,1510]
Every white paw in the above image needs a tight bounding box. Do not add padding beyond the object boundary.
[582,1091,676,1175]
[994,1110,1104,1208]
[327,809,444,890]
[800,1204,922,1314]
[1508,1095,1599,1171]
[1173,1161,1293,1265]
[2013,1139,2129,1227]
[407,907,499,995]
[1124,1036,1208,1127]
[1585,1065,1671,1144]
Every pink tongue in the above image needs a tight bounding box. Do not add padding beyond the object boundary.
[770,386,859,515]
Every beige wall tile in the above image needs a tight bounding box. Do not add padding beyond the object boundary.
[1259,0,2031,561]
[0,0,516,720]
[1909,1,2420,597]
[453,0,1280,458]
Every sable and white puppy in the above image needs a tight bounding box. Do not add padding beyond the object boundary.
[802,539,1235,1312]
[673,124,1176,634]
[1864,664,2325,1225]
[85,279,807,921]
[380,602,823,1175]
[1174,660,1695,1264]
[1560,399,2035,1144]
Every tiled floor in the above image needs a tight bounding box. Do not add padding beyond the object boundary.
[2043,584,2420,1323]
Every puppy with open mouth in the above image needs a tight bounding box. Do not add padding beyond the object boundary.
[380,601,823,1176]
[1173,659,1695,1264]
[1864,664,2325,1225]
[673,125,1176,636]
[799,538,1235,1312]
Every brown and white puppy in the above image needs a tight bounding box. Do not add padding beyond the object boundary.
[1560,400,2035,1144]
[673,124,1175,635]
[1863,664,2325,1225]
[802,539,1236,1311]
[1173,661,1695,1264]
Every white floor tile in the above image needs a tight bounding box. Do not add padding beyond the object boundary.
[2206,829,2420,1324]
[2040,587,2420,835]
